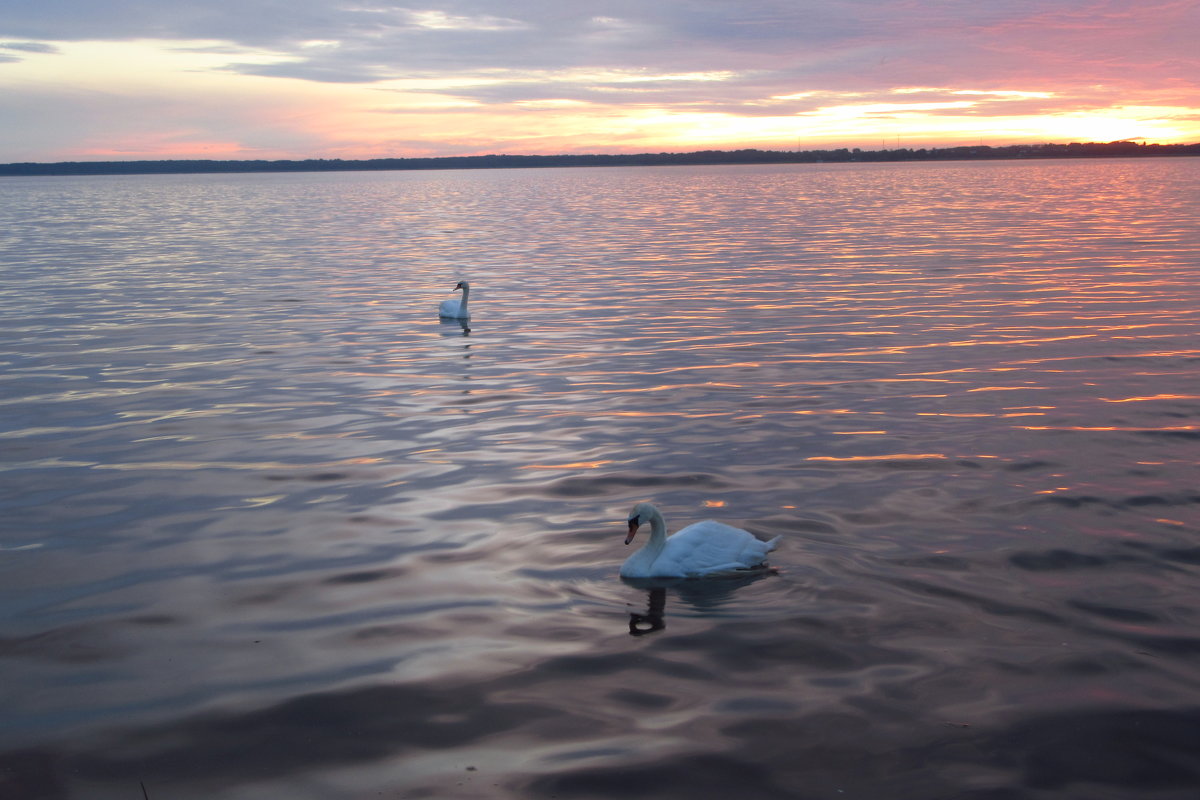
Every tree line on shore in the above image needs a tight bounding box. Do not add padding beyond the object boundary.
[2,140,1197,177]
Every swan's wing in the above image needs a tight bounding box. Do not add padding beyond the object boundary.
[662,521,776,575]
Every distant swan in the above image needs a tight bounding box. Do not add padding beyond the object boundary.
[620,502,779,579]
[439,281,471,319]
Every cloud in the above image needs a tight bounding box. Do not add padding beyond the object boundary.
[1,40,61,54]
[401,9,528,31]
[6,2,1196,92]
[370,66,746,111]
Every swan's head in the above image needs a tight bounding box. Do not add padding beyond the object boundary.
[454,280,469,291]
[625,502,659,545]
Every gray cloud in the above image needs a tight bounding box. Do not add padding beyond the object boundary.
[4,1,1195,98]
[1,40,61,54]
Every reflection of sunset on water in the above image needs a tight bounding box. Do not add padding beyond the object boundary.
[4,155,1200,799]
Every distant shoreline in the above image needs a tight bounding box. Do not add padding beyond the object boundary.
[2,140,1198,177]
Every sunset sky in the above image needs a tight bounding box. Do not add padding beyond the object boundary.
[2,0,1198,162]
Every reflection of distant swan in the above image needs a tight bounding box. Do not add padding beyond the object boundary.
[620,502,779,579]
[438,280,471,320]
[439,317,471,336]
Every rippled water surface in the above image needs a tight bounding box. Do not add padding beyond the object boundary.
[3,159,1200,799]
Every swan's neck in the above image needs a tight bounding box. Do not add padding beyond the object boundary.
[643,510,668,555]
[458,284,469,311]
[622,508,670,578]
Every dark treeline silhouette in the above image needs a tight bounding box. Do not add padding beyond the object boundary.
[2,140,1198,177]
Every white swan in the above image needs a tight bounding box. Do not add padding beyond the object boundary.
[438,280,471,319]
[620,502,779,579]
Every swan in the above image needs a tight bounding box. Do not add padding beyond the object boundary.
[620,502,779,579]
[438,281,471,319]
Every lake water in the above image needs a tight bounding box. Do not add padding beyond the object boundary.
[2,158,1200,799]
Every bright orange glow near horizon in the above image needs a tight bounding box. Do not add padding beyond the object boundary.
[2,2,1198,163]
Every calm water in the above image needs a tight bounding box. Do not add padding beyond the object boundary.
[2,159,1200,799]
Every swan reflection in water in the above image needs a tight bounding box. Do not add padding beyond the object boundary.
[439,317,471,337]
[623,570,776,636]
[628,586,666,635]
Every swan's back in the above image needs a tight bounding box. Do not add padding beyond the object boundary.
[439,297,467,318]
[649,520,778,578]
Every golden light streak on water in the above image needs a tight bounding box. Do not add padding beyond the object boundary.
[521,461,616,470]
[805,453,949,462]
[1101,394,1200,403]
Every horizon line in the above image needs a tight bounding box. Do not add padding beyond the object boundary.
[4,140,1199,176]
